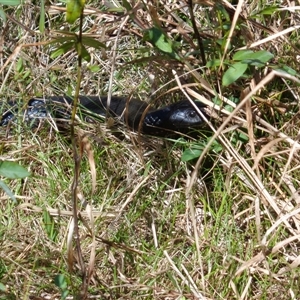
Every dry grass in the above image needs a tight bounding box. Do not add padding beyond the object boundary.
[1,0,300,299]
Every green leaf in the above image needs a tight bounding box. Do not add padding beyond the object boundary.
[47,37,76,46]
[212,96,222,106]
[75,43,91,62]
[237,132,249,143]
[272,65,298,76]
[234,50,273,66]
[22,70,31,80]
[216,3,230,21]
[62,290,69,299]
[181,148,203,162]
[143,27,181,61]
[224,104,234,113]
[0,282,7,292]
[39,0,45,33]
[106,6,124,13]
[66,0,85,24]
[233,50,254,61]
[0,8,6,22]
[222,62,248,86]
[243,50,274,64]
[66,85,73,96]
[122,0,132,11]
[0,0,20,5]
[181,144,206,162]
[255,6,280,16]
[0,161,31,179]
[54,274,69,299]
[82,45,90,62]
[43,210,58,241]
[50,74,58,83]
[231,131,249,144]
[88,65,100,72]
[82,36,106,49]
[211,141,223,153]
[16,57,24,73]
[181,139,222,162]
[0,179,16,202]
[206,59,221,68]
[54,274,68,289]
[50,42,75,59]
[241,59,265,68]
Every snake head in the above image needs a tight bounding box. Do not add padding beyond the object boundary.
[167,100,207,128]
[143,100,208,136]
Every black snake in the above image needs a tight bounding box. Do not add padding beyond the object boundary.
[0,96,208,137]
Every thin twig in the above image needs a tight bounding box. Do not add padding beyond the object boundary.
[69,11,87,298]
[187,0,206,65]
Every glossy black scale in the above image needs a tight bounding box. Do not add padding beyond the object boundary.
[0,96,208,137]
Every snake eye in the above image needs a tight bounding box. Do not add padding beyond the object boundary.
[188,110,197,118]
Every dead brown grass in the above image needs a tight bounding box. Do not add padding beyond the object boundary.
[1,0,300,299]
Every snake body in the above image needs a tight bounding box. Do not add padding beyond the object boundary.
[1,96,208,137]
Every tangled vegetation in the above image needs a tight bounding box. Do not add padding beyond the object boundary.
[0,0,300,299]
